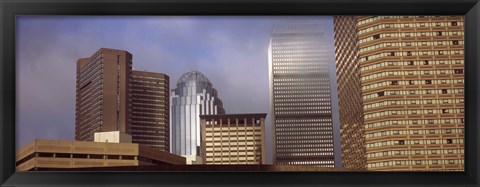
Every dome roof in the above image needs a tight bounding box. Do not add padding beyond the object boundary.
[177,71,211,85]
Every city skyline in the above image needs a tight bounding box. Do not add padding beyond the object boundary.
[15,16,464,171]
[16,16,335,165]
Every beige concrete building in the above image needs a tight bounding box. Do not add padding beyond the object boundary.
[333,16,464,171]
[16,139,186,171]
[200,114,266,165]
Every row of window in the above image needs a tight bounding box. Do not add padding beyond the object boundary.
[363,79,463,91]
[366,128,464,138]
[368,159,464,168]
[366,138,464,148]
[362,69,464,81]
[273,70,329,74]
[367,148,463,158]
[359,22,463,36]
[205,142,258,146]
[357,16,461,26]
[275,111,331,115]
[272,49,323,54]
[363,99,464,110]
[361,59,464,72]
[365,118,464,129]
[276,135,333,140]
[359,31,463,44]
[360,40,463,54]
[275,126,332,130]
[364,109,464,119]
[276,140,333,144]
[276,131,332,136]
[360,50,464,63]
[276,148,334,152]
[276,152,334,157]
[363,88,464,100]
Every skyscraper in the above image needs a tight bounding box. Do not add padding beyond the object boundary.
[76,48,132,141]
[333,16,464,171]
[130,70,170,151]
[75,48,170,152]
[332,16,367,170]
[200,113,267,165]
[170,71,225,162]
[268,24,339,167]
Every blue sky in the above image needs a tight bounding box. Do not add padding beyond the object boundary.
[16,16,338,165]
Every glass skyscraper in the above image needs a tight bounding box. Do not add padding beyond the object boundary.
[268,24,340,167]
[170,71,225,161]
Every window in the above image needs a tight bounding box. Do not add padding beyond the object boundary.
[452,22,458,26]
[425,80,432,84]
[409,80,415,85]
[436,31,442,36]
[447,139,453,144]
[454,69,463,74]
[453,41,459,45]
[407,51,412,56]
[391,81,398,85]
[373,34,381,39]
[399,140,405,145]
[377,92,385,97]
[389,52,395,56]
[423,60,429,65]
[442,89,448,94]
[408,61,414,65]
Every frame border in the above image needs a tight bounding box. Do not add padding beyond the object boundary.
[1,0,479,186]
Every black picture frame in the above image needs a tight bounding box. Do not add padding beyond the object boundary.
[1,0,479,186]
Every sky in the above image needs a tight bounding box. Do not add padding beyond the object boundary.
[16,16,339,165]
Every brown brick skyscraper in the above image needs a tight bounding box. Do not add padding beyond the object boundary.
[76,48,170,152]
[76,48,132,141]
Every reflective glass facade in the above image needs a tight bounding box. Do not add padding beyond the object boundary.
[268,24,338,166]
[171,71,225,157]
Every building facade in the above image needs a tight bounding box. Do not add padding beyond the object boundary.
[333,16,464,171]
[170,71,225,159]
[268,24,339,166]
[76,48,132,141]
[332,17,367,170]
[16,139,186,171]
[130,70,170,151]
[200,114,267,165]
[75,48,170,152]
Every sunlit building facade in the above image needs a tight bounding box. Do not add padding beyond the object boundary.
[200,113,266,165]
[333,16,464,171]
[268,24,339,167]
[170,71,225,160]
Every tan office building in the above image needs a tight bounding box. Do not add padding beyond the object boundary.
[76,48,170,152]
[130,70,170,151]
[200,114,267,165]
[16,139,186,171]
[333,16,464,171]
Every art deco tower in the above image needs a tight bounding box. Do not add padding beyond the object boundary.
[333,16,464,171]
[170,71,225,161]
[268,24,340,167]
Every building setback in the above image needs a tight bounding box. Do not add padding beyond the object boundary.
[200,114,267,165]
[333,16,464,171]
[130,70,170,151]
[332,16,367,170]
[75,48,170,152]
[170,71,225,160]
[268,24,339,166]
